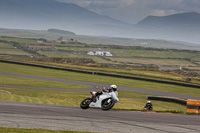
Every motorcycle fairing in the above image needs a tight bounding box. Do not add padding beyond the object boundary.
[89,93,110,108]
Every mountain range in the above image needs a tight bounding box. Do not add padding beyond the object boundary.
[0,0,130,29]
[0,0,200,44]
[135,12,200,44]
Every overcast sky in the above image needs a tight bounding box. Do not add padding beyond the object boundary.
[57,0,200,24]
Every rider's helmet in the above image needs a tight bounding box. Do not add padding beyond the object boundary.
[109,84,117,92]
[147,101,151,103]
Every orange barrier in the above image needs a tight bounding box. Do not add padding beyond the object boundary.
[187,99,200,113]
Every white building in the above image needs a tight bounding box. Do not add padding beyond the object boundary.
[87,49,113,56]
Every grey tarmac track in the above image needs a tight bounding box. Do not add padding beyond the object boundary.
[0,71,200,132]
[0,101,200,133]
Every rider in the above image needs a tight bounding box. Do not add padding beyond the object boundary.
[145,101,153,110]
[108,84,119,102]
[91,84,119,102]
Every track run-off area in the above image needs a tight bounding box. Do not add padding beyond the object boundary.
[0,71,200,133]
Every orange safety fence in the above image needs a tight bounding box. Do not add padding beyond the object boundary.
[187,99,200,113]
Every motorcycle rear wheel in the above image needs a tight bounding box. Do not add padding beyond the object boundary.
[101,98,115,111]
[80,98,92,109]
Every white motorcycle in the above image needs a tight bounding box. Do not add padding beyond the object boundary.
[80,90,119,111]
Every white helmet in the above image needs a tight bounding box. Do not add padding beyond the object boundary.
[110,84,117,91]
[147,101,151,103]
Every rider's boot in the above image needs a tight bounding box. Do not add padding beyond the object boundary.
[92,94,96,102]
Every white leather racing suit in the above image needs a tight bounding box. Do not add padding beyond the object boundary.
[110,91,119,102]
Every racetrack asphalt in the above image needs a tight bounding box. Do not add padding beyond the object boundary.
[0,71,200,133]
[0,101,200,133]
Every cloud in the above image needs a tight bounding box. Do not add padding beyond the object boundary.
[56,0,200,24]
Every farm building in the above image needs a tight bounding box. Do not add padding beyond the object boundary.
[87,49,113,56]
[27,45,58,51]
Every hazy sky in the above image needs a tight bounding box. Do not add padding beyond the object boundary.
[57,0,200,24]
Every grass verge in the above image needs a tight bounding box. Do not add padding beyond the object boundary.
[0,62,199,97]
[0,74,89,89]
[0,127,94,133]
[0,87,187,113]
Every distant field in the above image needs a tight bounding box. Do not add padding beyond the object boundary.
[3,37,200,71]
[109,57,194,67]
[0,42,32,56]
[1,28,200,50]
[191,55,200,61]
[0,36,200,71]
[0,42,13,48]
[57,47,91,51]
[0,37,37,44]
[111,49,197,58]
[0,48,31,56]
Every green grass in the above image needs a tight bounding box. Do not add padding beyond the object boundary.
[0,127,93,133]
[111,49,197,58]
[109,57,193,66]
[0,62,199,97]
[39,62,188,81]
[0,42,32,57]
[114,98,186,113]
[0,49,31,56]
[0,88,88,106]
[0,75,89,89]
[0,60,189,82]
[0,42,14,48]
[0,36,37,44]
[57,47,91,51]
[191,55,200,61]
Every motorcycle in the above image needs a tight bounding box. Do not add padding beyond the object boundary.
[80,91,119,111]
[143,105,153,111]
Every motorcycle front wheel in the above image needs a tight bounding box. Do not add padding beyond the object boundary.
[80,98,92,109]
[101,98,115,111]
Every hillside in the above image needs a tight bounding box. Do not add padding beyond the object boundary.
[137,12,200,27]
[0,0,131,31]
[133,12,200,44]
[47,29,76,35]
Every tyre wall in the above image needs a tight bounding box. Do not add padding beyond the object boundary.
[147,96,187,105]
